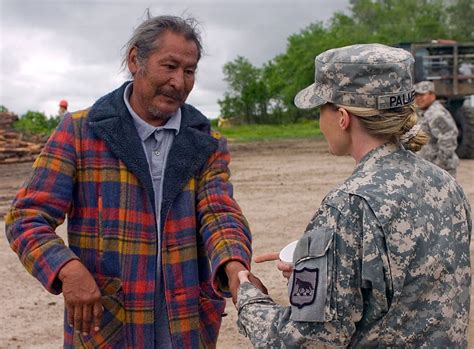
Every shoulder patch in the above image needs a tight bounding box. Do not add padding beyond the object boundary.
[290,267,319,308]
[432,117,450,132]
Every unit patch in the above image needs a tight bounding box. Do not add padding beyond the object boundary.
[290,267,319,309]
[432,117,450,132]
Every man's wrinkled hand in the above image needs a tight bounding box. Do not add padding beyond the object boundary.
[58,260,103,336]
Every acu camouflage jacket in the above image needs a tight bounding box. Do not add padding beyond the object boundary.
[418,100,459,174]
[237,143,471,348]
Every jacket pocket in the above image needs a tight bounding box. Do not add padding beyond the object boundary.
[289,228,334,322]
[199,287,225,348]
[75,276,126,348]
[293,228,334,262]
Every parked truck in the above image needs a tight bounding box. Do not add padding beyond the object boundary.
[397,41,474,159]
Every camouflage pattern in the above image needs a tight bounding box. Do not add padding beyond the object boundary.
[414,81,435,94]
[417,100,459,177]
[237,143,472,348]
[294,44,415,110]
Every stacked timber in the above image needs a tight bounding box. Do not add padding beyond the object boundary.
[0,112,47,164]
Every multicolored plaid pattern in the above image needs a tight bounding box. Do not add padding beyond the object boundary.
[5,84,252,348]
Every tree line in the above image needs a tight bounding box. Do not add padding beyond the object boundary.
[218,0,473,124]
[1,106,60,135]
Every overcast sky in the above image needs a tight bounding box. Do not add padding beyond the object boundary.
[1,0,349,118]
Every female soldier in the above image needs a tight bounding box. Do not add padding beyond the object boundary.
[236,44,472,348]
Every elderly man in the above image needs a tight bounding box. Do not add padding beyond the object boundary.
[6,15,264,348]
[414,80,459,177]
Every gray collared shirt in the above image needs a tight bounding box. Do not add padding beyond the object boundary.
[124,82,180,347]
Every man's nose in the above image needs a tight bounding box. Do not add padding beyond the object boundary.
[169,69,185,90]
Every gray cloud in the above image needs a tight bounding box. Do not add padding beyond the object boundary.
[1,0,349,118]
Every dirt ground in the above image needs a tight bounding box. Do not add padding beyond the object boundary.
[0,138,473,348]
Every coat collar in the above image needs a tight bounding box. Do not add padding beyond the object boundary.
[88,82,218,221]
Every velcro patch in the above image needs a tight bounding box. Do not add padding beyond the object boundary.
[432,117,450,132]
[290,267,319,309]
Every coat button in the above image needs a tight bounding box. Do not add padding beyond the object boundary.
[154,150,160,156]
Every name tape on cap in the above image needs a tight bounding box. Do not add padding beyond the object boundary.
[377,90,415,109]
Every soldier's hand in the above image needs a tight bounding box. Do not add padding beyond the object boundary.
[225,261,248,304]
[238,270,250,283]
[254,252,294,280]
[247,272,268,295]
[237,270,268,300]
[225,261,269,305]
[58,260,103,336]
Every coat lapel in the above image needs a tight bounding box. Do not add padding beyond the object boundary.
[160,104,218,231]
[87,83,156,211]
[86,83,218,222]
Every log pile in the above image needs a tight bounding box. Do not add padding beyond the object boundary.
[0,112,47,164]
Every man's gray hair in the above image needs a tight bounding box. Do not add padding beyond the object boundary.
[121,14,203,75]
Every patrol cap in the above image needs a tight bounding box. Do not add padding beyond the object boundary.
[414,81,435,94]
[294,44,416,110]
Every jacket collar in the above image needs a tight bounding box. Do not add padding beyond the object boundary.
[123,82,181,141]
[88,82,218,221]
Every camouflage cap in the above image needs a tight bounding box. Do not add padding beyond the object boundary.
[414,81,435,94]
[294,44,416,110]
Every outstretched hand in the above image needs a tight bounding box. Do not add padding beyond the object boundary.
[236,270,268,307]
[247,272,268,295]
[254,252,294,280]
[225,261,268,304]
[238,270,250,283]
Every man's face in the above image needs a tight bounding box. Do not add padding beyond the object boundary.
[415,92,435,110]
[128,30,199,126]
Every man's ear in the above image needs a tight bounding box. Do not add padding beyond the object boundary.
[338,107,351,131]
[128,47,139,76]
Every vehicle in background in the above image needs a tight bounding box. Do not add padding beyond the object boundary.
[397,41,474,159]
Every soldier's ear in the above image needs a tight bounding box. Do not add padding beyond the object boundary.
[338,107,351,131]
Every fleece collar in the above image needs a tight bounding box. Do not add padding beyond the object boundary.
[88,82,218,223]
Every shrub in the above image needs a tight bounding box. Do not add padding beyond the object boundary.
[13,111,60,136]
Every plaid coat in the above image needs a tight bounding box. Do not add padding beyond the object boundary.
[5,83,252,348]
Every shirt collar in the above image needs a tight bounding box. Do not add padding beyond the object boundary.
[353,142,400,174]
[123,82,181,141]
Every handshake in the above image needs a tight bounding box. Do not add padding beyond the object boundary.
[232,241,297,306]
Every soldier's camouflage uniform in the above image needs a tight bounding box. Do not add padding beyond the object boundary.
[417,100,459,177]
[237,143,472,348]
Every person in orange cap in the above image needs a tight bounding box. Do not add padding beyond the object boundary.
[58,99,68,118]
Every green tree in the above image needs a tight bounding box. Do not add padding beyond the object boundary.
[14,111,60,135]
[220,0,468,124]
[446,0,474,41]
[263,23,335,122]
[263,19,367,121]
[218,56,270,123]
[349,0,447,43]
[0,105,8,112]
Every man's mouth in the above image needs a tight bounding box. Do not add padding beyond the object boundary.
[160,90,185,103]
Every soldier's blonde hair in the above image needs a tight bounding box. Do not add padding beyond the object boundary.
[334,104,429,152]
